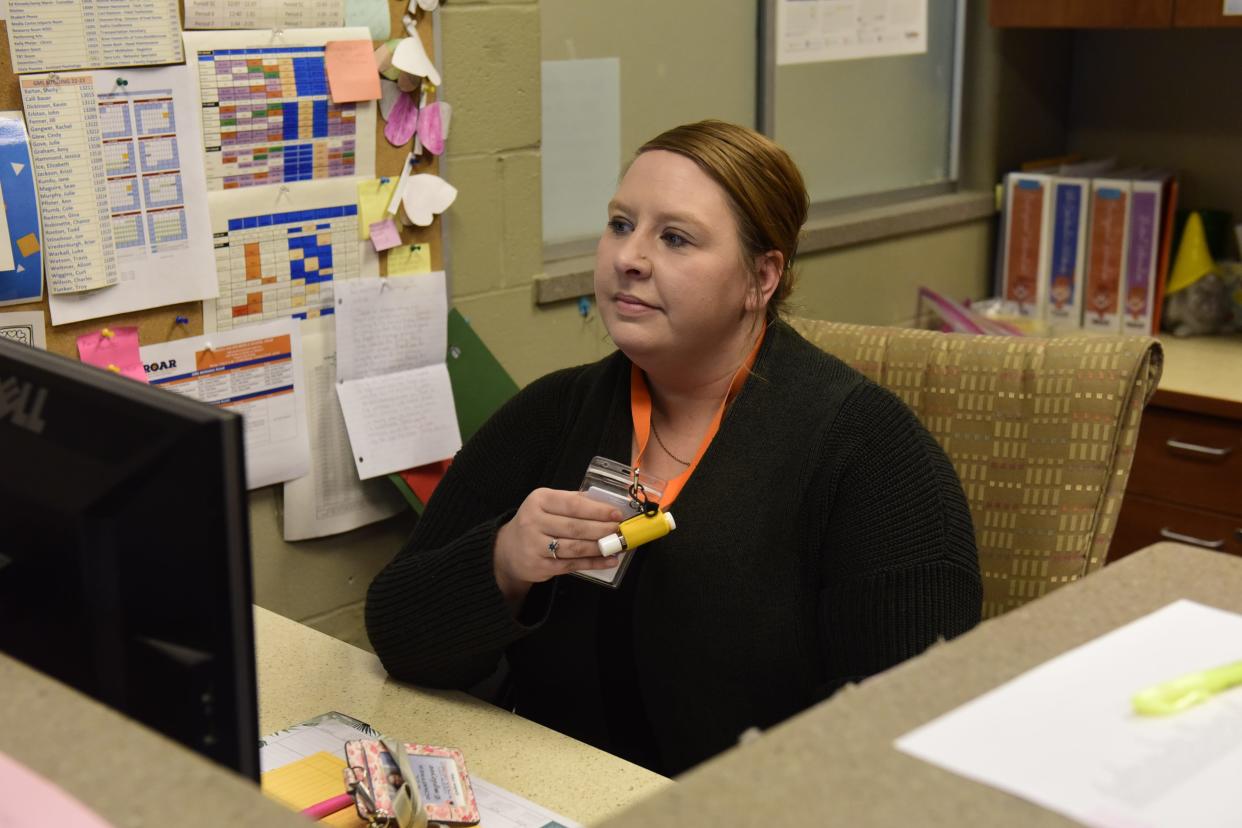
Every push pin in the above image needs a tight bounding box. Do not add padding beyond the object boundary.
[101,327,115,338]
[174,315,189,325]
[106,364,120,373]
[115,77,128,88]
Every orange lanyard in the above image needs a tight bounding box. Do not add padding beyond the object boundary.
[630,326,765,508]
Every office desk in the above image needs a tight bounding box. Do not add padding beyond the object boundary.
[599,542,1242,827]
[255,607,670,824]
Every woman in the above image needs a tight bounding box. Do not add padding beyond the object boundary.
[366,120,981,776]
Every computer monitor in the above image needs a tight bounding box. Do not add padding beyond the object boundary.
[0,338,259,782]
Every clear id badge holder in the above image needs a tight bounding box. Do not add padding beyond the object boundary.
[575,456,666,589]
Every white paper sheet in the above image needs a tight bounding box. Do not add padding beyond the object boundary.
[185,0,344,30]
[897,600,1242,828]
[333,274,461,479]
[540,58,619,245]
[183,28,377,191]
[141,318,311,489]
[282,317,405,540]
[42,66,218,325]
[5,0,182,74]
[777,0,926,65]
[205,178,380,332]
[19,75,118,296]
[0,310,46,349]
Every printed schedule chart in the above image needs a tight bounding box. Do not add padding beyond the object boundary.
[5,0,183,73]
[184,0,345,30]
[195,46,360,190]
[212,204,363,330]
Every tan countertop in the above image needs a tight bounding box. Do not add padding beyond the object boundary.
[599,542,1242,827]
[255,606,670,825]
[1155,333,1242,403]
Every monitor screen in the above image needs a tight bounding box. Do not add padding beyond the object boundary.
[0,339,259,781]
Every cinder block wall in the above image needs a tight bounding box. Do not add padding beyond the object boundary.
[439,0,616,387]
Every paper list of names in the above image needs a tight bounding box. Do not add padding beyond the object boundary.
[21,76,118,295]
[6,0,183,74]
[184,0,344,30]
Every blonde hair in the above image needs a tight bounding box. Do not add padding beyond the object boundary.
[637,120,808,320]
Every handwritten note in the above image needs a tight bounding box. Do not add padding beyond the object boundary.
[326,40,382,103]
[334,273,461,479]
[76,327,147,382]
[369,218,402,252]
[387,243,431,275]
[357,177,399,239]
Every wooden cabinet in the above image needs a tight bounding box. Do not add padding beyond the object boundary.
[1109,389,1242,562]
[990,0,1242,28]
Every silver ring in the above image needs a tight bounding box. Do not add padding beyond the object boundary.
[547,539,559,559]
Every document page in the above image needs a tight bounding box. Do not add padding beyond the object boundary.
[6,0,183,73]
[44,66,218,325]
[282,317,404,540]
[185,0,344,30]
[334,273,461,479]
[897,600,1242,828]
[19,75,118,295]
[141,318,311,489]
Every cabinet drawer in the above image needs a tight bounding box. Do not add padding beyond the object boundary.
[1127,406,1242,516]
[1110,493,1242,562]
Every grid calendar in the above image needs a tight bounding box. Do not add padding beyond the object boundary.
[99,101,132,139]
[108,177,141,213]
[112,213,146,250]
[138,135,180,173]
[103,140,137,176]
[148,209,189,249]
[212,204,362,329]
[135,98,176,135]
[196,46,358,190]
[143,172,185,209]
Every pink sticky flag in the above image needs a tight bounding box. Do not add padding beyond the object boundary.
[325,40,382,103]
[77,326,147,383]
[370,218,403,252]
[0,750,115,827]
[419,101,445,155]
[384,91,419,146]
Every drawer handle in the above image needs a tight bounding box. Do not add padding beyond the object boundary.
[1165,438,1234,458]
[1160,528,1226,550]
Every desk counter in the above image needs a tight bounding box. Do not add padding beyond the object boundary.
[1155,333,1242,405]
[599,542,1242,827]
[256,607,669,824]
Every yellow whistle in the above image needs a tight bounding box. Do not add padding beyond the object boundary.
[597,510,676,557]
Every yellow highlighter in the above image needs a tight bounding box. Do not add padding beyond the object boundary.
[598,510,676,557]
[1131,659,1242,716]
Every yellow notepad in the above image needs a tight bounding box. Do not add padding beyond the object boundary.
[261,750,361,826]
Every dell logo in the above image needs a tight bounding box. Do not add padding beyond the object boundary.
[0,376,48,435]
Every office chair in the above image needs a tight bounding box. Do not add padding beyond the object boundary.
[790,317,1163,619]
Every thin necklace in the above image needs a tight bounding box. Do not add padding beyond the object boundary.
[650,416,691,465]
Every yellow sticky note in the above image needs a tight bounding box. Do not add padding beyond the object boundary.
[261,751,355,826]
[387,243,430,275]
[16,233,39,256]
[357,178,398,240]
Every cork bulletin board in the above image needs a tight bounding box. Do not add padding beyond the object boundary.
[0,1,443,358]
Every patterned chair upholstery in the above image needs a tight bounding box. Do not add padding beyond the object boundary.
[790,317,1164,619]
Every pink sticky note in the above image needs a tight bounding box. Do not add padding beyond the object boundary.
[325,40,382,103]
[77,326,147,383]
[370,218,403,252]
[0,750,115,827]
[384,91,419,146]
[419,101,445,155]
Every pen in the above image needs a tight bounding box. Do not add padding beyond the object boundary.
[300,792,354,820]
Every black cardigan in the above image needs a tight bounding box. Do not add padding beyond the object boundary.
[366,320,981,775]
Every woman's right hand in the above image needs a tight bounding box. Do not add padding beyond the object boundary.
[493,488,624,608]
